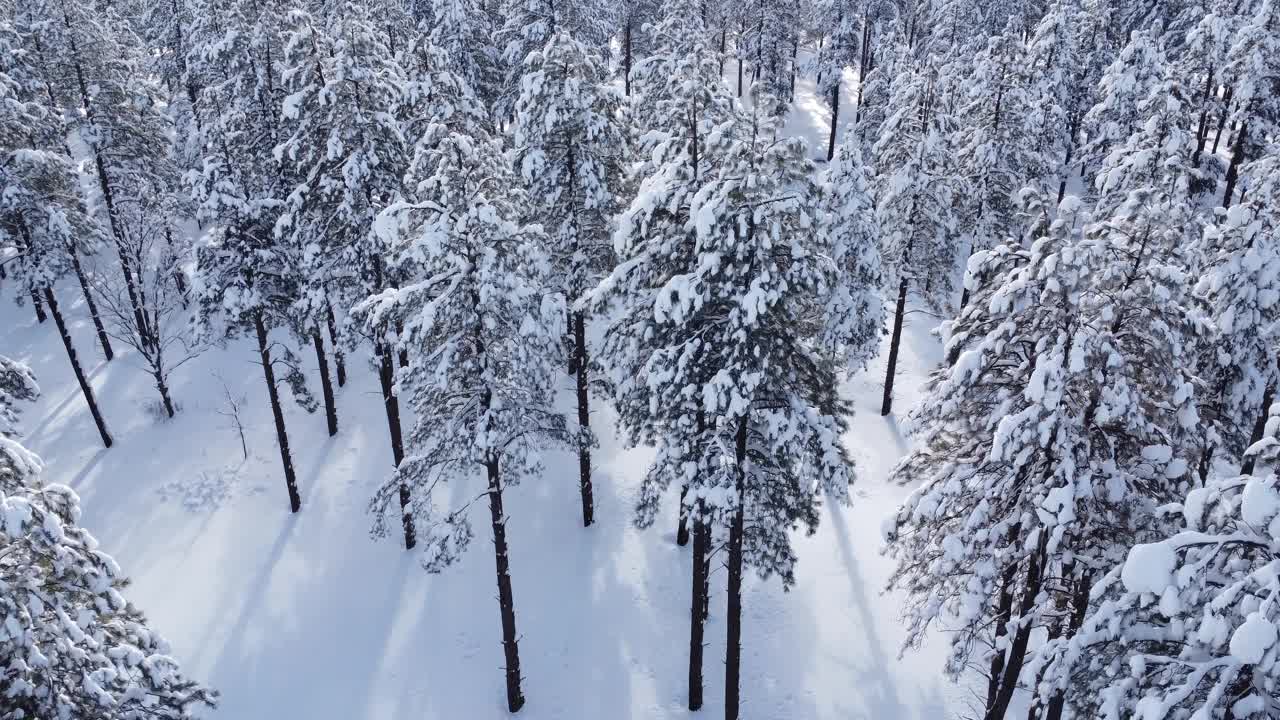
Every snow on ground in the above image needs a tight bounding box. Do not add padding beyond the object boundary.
[0,58,965,719]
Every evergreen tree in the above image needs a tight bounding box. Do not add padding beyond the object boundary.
[425,0,504,109]
[498,0,612,118]
[514,29,626,528]
[357,118,566,714]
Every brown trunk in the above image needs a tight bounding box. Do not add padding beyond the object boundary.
[487,455,525,713]
[725,416,748,720]
[254,311,301,513]
[376,342,414,549]
[1241,383,1276,476]
[881,277,908,416]
[70,246,113,361]
[677,484,691,546]
[984,535,1048,720]
[29,288,47,323]
[311,331,338,436]
[1192,66,1214,167]
[44,287,113,448]
[688,508,710,710]
[573,312,594,527]
[325,302,346,387]
[623,21,632,96]
[1222,120,1247,208]
[985,560,1019,714]
[827,79,841,161]
[1042,570,1093,720]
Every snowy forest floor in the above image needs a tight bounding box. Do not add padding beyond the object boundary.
[0,56,967,719]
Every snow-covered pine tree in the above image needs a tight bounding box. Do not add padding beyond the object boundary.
[497,0,612,118]
[598,1,735,707]
[822,135,885,373]
[886,191,1200,720]
[1024,0,1089,204]
[872,58,961,416]
[0,33,114,448]
[425,0,504,110]
[952,24,1044,309]
[1178,9,1233,183]
[514,29,626,528]
[1194,143,1280,478]
[1218,0,1279,209]
[1032,408,1280,720]
[1080,29,1167,196]
[0,359,218,718]
[617,0,658,96]
[357,113,566,713]
[188,0,315,513]
[811,0,862,160]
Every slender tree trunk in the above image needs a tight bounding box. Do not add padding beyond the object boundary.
[737,57,744,98]
[325,302,346,387]
[376,342,414,549]
[1222,120,1248,209]
[1042,571,1093,720]
[254,311,301,513]
[487,455,526,713]
[677,484,691,546]
[573,312,594,527]
[1056,141,1074,205]
[827,80,841,161]
[69,247,113,361]
[1192,67,1214,168]
[29,288,47,323]
[984,536,1048,720]
[688,509,710,710]
[623,21,633,96]
[44,287,112,448]
[396,320,409,369]
[1241,383,1276,476]
[985,561,1019,715]
[154,368,176,418]
[1211,85,1233,155]
[881,277,908,416]
[725,416,749,720]
[718,27,727,77]
[311,331,338,437]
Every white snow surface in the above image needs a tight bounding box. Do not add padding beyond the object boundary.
[0,58,961,719]
[1121,542,1178,596]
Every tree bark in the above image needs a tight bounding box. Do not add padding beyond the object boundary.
[325,302,346,387]
[254,311,301,513]
[985,560,1019,715]
[881,276,908,416]
[725,415,748,720]
[44,287,112,448]
[29,288,47,323]
[1192,66,1214,168]
[827,79,841,161]
[486,455,525,713]
[1241,383,1275,476]
[984,535,1048,720]
[1042,570,1093,720]
[677,484,691,546]
[311,331,338,436]
[1222,120,1247,209]
[573,311,594,527]
[376,342,414,549]
[69,246,113,361]
[688,509,710,710]
[1211,85,1234,155]
[623,21,632,96]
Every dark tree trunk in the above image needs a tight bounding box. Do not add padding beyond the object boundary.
[164,227,190,308]
[737,57,744,98]
[827,79,841,161]
[153,367,176,419]
[688,509,710,710]
[1056,140,1074,205]
[44,287,112,448]
[718,27,727,77]
[311,331,338,436]
[254,311,301,513]
[376,342,414,549]
[881,276,908,416]
[325,302,346,387]
[70,247,113,361]
[1222,120,1247,209]
[1192,66,1214,167]
[725,416,748,720]
[676,483,690,546]
[91,153,154,353]
[1042,570,1093,720]
[1211,85,1234,155]
[396,320,409,369]
[573,312,594,527]
[30,288,47,323]
[984,536,1048,720]
[486,455,526,713]
[1241,383,1276,476]
[623,21,632,96]
[985,560,1019,715]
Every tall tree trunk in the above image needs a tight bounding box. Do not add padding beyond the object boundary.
[737,57,744,98]
[29,288,47,324]
[311,331,338,437]
[396,320,409,369]
[984,535,1048,720]
[1211,85,1233,155]
[1192,66,1214,167]
[881,277,908,416]
[1222,120,1248,209]
[376,342,414,549]
[688,509,710,710]
[826,79,841,161]
[69,247,113,361]
[573,311,594,527]
[623,21,633,96]
[1042,570,1093,720]
[1241,383,1276,476]
[677,484,691,546]
[153,367,176,418]
[325,302,346,387]
[254,311,301,513]
[487,455,525,713]
[725,416,749,720]
[44,287,112,448]
[985,561,1019,715]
